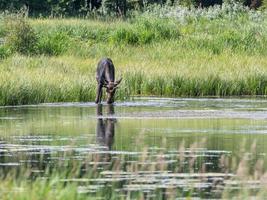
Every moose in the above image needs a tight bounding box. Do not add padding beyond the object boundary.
[95,58,122,104]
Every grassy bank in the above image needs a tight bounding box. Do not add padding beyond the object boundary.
[0,5,267,105]
[0,46,267,105]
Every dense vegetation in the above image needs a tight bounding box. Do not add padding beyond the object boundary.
[0,4,267,199]
[0,4,267,105]
[0,0,265,17]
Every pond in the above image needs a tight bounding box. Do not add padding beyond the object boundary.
[1,97,267,198]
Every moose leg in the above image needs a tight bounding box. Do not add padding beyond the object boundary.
[95,84,103,104]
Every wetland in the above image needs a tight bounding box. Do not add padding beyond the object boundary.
[1,4,267,199]
[1,97,267,199]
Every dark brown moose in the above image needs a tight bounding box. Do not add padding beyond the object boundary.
[95,58,122,104]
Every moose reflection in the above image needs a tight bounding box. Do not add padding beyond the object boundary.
[96,104,116,150]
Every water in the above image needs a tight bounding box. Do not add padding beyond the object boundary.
[1,97,267,198]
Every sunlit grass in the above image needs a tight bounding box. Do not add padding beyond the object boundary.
[0,40,267,105]
[0,6,267,105]
[0,5,267,199]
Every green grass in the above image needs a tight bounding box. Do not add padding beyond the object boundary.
[0,6,267,105]
[0,43,267,105]
[1,6,267,199]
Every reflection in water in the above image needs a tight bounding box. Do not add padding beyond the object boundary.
[96,104,116,150]
[0,98,267,198]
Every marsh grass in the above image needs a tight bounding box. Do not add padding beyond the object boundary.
[0,44,267,105]
[0,5,267,105]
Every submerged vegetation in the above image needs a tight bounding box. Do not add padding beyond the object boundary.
[0,4,266,105]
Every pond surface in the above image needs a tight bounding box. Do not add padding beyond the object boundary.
[1,97,267,198]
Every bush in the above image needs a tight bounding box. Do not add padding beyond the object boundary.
[5,17,38,55]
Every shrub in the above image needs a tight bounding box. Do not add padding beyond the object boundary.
[5,17,37,55]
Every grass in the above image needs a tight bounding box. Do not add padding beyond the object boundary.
[0,5,266,105]
[1,6,267,199]
[0,44,267,105]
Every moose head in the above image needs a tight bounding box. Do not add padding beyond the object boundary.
[103,78,122,104]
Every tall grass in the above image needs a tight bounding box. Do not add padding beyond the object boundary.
[0,56,96,105]
[0,5,267,105]
[0,49,266,105]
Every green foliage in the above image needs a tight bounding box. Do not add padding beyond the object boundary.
[0,45,11,59]
[0,0,89,17]
[101,0,128,16]
[101,0,116,15]
[37,32,71,56]
[0,45,267,106]
[261,0,267,9]
[110,17,180,44]
[0,0,266,18]
[179,0,198,7]
[0,6,266,104]
[5,17,37,55]
[0,3,266,58]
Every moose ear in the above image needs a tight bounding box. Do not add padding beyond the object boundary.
[115,78,122,86]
